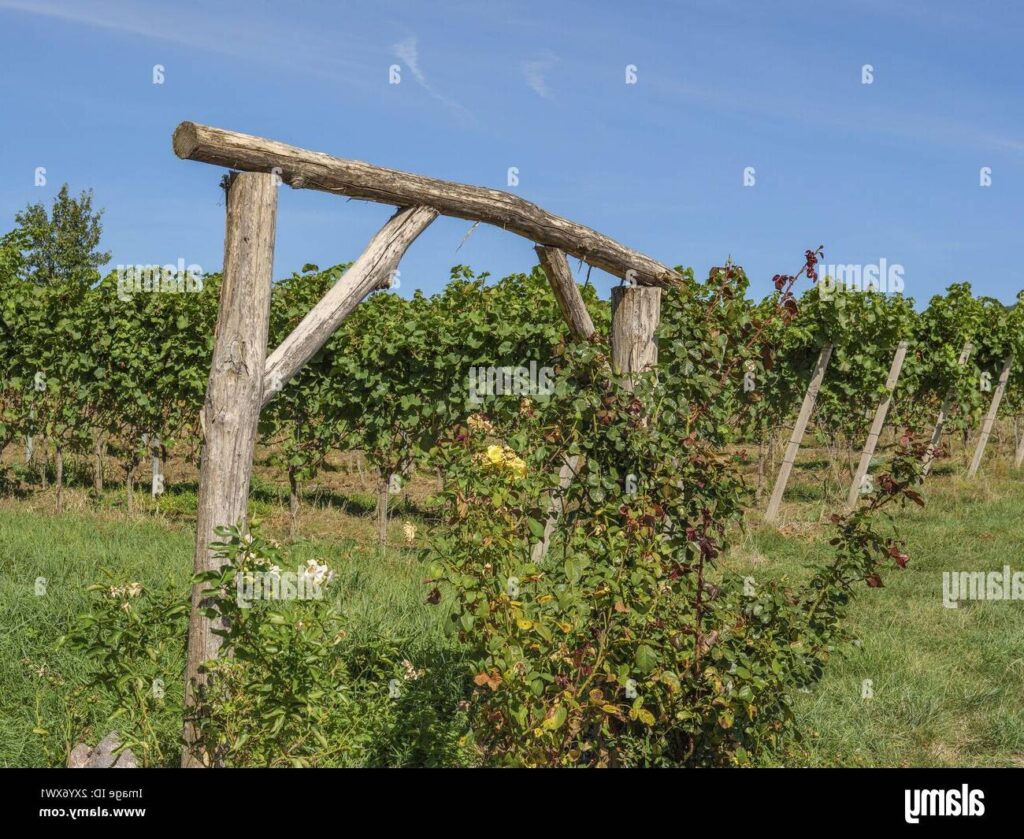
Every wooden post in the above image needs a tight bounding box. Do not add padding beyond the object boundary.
[610,285,662,391]
[847,341,909,507]
[150,435,163,497]
[93,433,105,493]
[922,342,973,478]
[530,455,580,564]
[182,172,278,767]
[1014,415,1024,468]
[967,355,1012,478]
[765,344,833,523]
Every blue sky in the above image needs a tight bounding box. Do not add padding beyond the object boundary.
[1,0,1022,305]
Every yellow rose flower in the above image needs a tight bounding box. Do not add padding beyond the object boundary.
[480,445,527,479]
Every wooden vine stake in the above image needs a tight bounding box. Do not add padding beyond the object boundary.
[847,341,909,508]
[183,172,278,767]
[921,342,972,478]
[764,344,834,523]
[1014,416,1024,468]
[530,247,596,563]
[967,354,1012,478]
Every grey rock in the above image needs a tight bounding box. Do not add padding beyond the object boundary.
[85,731,122,768]
[112,749,139,768]
[66,731,139,769]
[66,743,92,768]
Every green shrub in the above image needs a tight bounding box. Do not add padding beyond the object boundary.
[425,284,921,767]
[63,527,473,767]
[60,577,188,765]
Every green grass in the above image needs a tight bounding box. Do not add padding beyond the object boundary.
[724,460,1024,767]
[2,449,1024,766]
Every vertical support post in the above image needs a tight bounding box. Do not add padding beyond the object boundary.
[967,355,1012,478]
[610,285,661,391]
[182,172,278,767]
[93,433,105,493]
[1014,414,1024,468]
[151,435,163,497]
[765,344,833,523]
[847,341,909,507]
[922,342,973,478]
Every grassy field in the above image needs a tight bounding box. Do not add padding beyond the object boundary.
[1,438,1023,767]
[737,456,1024,767]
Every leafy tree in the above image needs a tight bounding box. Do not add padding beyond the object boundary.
[14,185,109,288]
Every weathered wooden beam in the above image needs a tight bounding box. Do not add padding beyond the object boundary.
[610,285,662,392]
[967,354,1012,478]
[262,206,437,407]
[173,122,682,288]
[922,342,973,478]
[182,172,278,768]
[765,344,833,523]
[535,246,596,341]
[847,341,909,507]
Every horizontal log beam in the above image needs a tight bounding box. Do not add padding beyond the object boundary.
[262,206,437,407]
[173,121,682,288]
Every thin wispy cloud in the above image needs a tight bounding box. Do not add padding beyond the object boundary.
[522,55,557,99]
[392,35,472,121]
[394,36,427,87]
